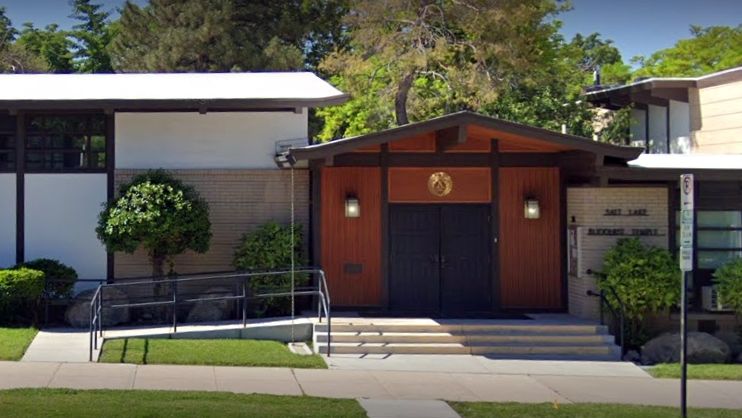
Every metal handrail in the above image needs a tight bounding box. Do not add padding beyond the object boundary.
[88,267,331,362]
[587,288,626,356]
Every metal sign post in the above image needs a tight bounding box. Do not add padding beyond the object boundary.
[679,174,694,418]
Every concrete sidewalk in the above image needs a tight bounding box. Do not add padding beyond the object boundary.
[1,361,741,410]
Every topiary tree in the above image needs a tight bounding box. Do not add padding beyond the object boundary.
[96,169,212,278]
[598,238,681,347]
[15,258,77,300]
[232,222,306,316]
[713,258,742,314]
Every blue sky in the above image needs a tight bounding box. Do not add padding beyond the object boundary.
[1,0,741,61]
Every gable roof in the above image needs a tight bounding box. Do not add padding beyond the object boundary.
[0,72,348,111]
[287,111,643,162]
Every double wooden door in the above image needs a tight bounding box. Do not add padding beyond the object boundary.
[389,205,491,315]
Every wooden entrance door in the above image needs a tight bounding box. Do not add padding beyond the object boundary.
[389,205,491,315]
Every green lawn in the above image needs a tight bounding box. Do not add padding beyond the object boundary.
[0,327,37,360]
[649,363,742,380]
[99,338,327,368]
[451,402,742,418]
[0,389,364,418]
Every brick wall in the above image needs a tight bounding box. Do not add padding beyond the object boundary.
[113,169,310,278]
[567,187,669,320]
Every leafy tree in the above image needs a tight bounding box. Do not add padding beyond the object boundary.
[15,23,75,73]
[110,0,347,72]
[96,170,212,278]
[321,0,567,129]
[634,25,742,78]
[598,238,681,347]
[70,0,114,73]
[0,7,47,73]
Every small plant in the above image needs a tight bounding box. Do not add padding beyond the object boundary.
[15,259,77,300]
[713,258,742,313]
[233,222,306,316]
[0,267,45,325]
[97,169,212,278]
[598,238,681,348]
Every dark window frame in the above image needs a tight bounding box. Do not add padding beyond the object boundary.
[24,113,108,173]
[0,115,15,172]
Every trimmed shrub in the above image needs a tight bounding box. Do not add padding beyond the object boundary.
[598,238,681,348]
[0,268,45,324]
[713,258,742,313]
[15,258,77,300]
[97,169,211,277]
[233,222,306,316]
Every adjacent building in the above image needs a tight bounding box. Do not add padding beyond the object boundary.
[586,66,742,154]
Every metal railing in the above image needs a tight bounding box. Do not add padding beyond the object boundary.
[587,287,626,356]
[89,268,331,361]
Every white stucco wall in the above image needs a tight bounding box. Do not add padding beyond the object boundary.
[115,111,308,169]
[648,104,668,153]
[0,173,15,268]
[24,174,107,281]
[669,100,691,154]
[630,108,646,143]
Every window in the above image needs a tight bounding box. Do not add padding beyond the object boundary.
[0,115,15,171]
[676,210,742,269]
[25,114,106,171]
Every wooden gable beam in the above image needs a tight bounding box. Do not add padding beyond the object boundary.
[436,124,467,150]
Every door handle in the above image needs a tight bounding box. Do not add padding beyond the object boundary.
[440,255,447,269]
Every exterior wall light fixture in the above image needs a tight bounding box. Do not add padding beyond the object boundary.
[345,195,360,218]
[524,197,540,219]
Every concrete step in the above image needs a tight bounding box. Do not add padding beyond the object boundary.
[315,323,609,335]
[317,342,621,358]
[316,332,614,345]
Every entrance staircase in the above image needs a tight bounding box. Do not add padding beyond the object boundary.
[314,319,621,361]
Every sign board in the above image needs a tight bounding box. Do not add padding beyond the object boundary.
[679,174,694,272]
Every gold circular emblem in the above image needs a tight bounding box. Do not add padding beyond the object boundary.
[428,171,453,197]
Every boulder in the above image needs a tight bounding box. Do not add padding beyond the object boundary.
[623,349,641,363]
[736,353,742,364]
[715,331,742,357]
[186,303,225,323]
[64,287,130,328]
[185,286,234,323]
[641,332,731,365]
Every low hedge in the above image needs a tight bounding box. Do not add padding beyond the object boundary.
[15,258,77,300]
[713,258,742,313]
[0,267,45,324]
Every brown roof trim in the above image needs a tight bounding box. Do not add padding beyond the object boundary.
[0,95,350,112]
[289,111,643,162]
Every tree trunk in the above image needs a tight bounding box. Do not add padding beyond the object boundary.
[394,72,415,126]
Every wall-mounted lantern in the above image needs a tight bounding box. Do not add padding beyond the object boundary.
[345,195,360,218]
[524,197,540,219]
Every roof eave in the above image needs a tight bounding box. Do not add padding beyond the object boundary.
[0,94,350,112]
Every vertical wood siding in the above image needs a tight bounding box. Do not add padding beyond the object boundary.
[388,167,491,203]
[321,167,382,306]
[499,167,562,309]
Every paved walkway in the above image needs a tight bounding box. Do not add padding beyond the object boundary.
[325,354,649,377]
[1,361,741,410]
[21,329,97,363]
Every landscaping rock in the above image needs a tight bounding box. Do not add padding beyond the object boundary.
[64,287,130,328]
[623,349,641,363]
[186,303,225,323]
[185,286,234,323]
[715,331,742,357]
[641,332,731,365]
